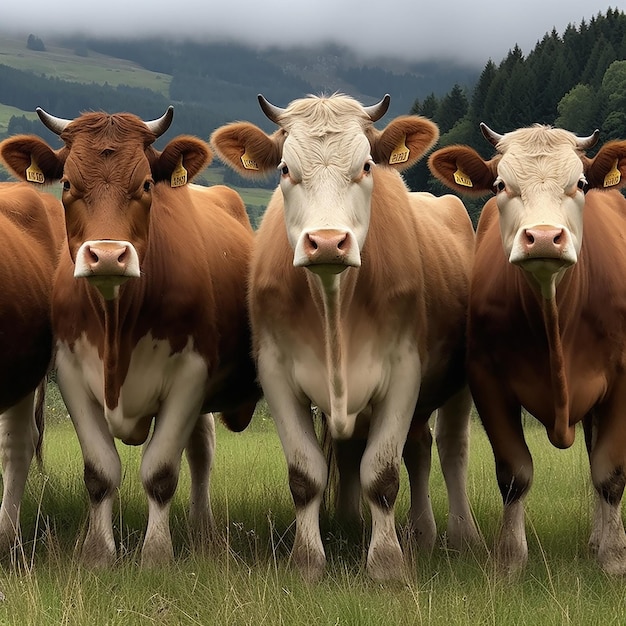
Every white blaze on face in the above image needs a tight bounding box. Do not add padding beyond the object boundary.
[278,112,375,273]
[493,128,588,296]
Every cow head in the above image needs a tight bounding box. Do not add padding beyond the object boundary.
[211,93,438,277]
[429,124,626,298]
[0,107,212,300]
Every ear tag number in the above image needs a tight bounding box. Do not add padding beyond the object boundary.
[241,149,259,171]
[453,168,473,188]
[389,136,410,165]
[171,156,188,188]
[26,157,45,184]
[604,159,621,188]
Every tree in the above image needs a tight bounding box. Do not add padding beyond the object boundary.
[26,34,45,52]
[555,84,599,133]
[436,84,468,134]
[599,60,626,140]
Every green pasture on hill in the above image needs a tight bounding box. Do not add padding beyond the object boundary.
[0,36,171,96]
[2,387,626,625]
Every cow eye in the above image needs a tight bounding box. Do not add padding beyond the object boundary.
[62,179,71,192]
[577,178,589,193]
[363,161,373,174]
[280,164,289,177]
[494,180,506,193]
[143,180,152,193]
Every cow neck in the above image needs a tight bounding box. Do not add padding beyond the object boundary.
[313,271,349,438]
[541,294,575,449]
[102,296,122,411]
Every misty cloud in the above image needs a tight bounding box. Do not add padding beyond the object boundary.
[2,1,619,66]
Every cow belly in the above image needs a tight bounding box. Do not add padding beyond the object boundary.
[56,333,208,444]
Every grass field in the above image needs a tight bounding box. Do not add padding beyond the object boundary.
[0,36,171,96]
[1,387,626,625]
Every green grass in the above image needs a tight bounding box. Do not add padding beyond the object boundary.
[0,36,171,96]
[2,388,626,625]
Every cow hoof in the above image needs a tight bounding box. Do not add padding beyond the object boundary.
[366,544,406,582]
[81,540,117,569]
[446,516,482,553]
[598,546,626,576]
[291,546,326,583]
[141,543,174,568]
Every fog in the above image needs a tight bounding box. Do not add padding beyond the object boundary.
[3,1,621,66]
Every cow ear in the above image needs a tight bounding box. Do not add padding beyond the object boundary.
[428,145,496,196]
[210,122,282,178]
[154,136,212,184]
[584,140,626,190]
[0,135,64,183]
[369,116,439,170]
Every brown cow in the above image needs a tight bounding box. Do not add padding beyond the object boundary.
[429,123,626,574]
[0,107,261,567]
[211,93,479,581]
[0,182,64,556]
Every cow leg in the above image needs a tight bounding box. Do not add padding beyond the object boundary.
[434,386,480,551]
[361,357,420,581]
[403,419,436,551]
[588,409,626,575]
[471,368,531,574]
[185,412,217,548]
[334,438,365,527]
[140,374,205,568]
[582,413,603,555]
[0,392,38,556]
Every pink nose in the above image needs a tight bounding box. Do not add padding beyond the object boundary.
[521,227,566,258]
[303,229,351,265]
[83,242,132,275]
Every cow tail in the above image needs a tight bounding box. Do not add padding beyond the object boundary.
[34,377,47,469]
[316,408,338,513]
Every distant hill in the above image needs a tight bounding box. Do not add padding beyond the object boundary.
[0,33,480,131]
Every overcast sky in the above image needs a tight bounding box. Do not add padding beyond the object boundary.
[3,2,624,66]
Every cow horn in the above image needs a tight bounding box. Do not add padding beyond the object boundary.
[576,129,600,151]
[144,106,174,138]
[480,122,504,147]
[36,107,71,136]
[258,94,285,125]
[363,94,391,122]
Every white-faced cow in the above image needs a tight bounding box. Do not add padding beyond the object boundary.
[0,183,65,557]
[211,93,479,581]
[0,107,261,567]
[429,124,626,575]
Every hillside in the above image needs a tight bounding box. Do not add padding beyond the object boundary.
[0,33,479,128]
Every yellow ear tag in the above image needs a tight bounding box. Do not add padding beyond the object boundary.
[241,149,259,171]
[453,168,473,188]
[26,157,45,184]
[170,156,188,188]
[389,136,410,165]
[604,159,621,188]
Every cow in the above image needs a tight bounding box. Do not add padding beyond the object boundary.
[0,107,261,567]
[0,183,65,557]
[210,93,479,582]
[428,123,626,575]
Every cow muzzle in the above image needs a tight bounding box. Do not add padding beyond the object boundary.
[74,240,141,298]
[294,229,360,274]
[510,225,577,269]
